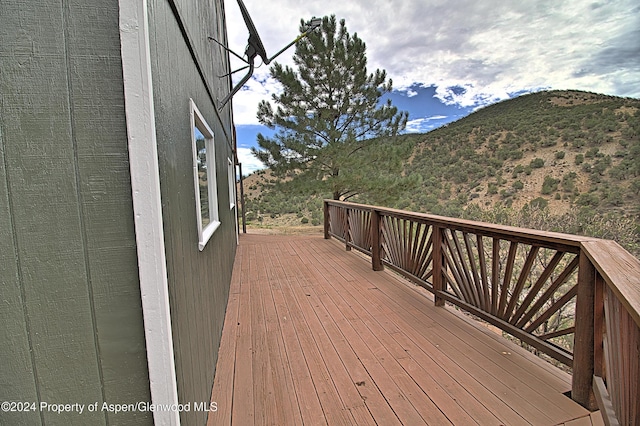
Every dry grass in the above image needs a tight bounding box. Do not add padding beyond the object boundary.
[245,224,323,235]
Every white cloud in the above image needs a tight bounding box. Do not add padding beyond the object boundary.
[236,147,266,175]
[225,0,639,119]
[405,118,427,133]
[406,88,418,97]
[230,71,283,125]
[405,115,449,133]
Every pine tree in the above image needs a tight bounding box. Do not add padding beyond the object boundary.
[252,15,408,200]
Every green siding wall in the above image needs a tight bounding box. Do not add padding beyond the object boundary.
[148,0,237,424]
[0,1,152,425]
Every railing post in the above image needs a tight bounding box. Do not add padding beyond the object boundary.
[572,249,597,410]
[323,200,330,239]
[344,208,351,251]
[371,209,383,271]
[433,225,446,307]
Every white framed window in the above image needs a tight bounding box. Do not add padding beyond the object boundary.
[227,158,236,210]
[190,99,220,251]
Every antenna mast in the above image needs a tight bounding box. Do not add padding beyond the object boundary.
[214,0,321,110]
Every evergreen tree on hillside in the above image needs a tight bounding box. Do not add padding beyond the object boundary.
[252,15,408,200]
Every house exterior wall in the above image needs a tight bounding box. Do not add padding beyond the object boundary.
[1,0,236,425]
[146,0,237,424]
[0,1,152,425]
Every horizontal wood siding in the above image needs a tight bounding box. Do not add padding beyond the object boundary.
[147,0,236,424]
[0,0,151,425]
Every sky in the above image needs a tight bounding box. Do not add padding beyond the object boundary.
[224,0,640,174]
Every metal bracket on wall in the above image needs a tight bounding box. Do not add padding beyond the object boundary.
[211,0,321,110]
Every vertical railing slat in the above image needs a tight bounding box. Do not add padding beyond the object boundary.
[505,246,540,322]
[594,272,605,379]
[491,238,500,316]
[323,201,330,239]
[433,225,445,307]
[497,242,519,319]
[371,209,383,271]
[415,225,433,280]
[476,235,491,312]
[516,256,579,329]
[510,251,565,326]
[344,208,351,251]
[463,232,484,309]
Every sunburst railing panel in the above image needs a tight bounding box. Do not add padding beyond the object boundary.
[324,200,640,424]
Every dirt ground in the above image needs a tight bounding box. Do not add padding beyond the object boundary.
[243,224,324,235]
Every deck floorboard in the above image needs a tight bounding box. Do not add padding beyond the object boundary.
[208,234,601,425]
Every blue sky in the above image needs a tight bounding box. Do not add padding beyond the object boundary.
[383,85,475,133]
[225,0,640,174]
[234,84,476,170]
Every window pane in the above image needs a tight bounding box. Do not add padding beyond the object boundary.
[228,158,235,209]
[190,99,219,251]
[196,129,210,226]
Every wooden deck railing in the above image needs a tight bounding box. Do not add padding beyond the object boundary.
[324,200,640,425]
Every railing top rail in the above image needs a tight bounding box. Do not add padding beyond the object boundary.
[325,199,640,327]
[325,199,593,248]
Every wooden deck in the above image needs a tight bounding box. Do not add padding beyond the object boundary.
[208,233,603,425]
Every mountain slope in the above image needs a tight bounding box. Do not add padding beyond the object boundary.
[242,90,640,252]
[401,90,640,216]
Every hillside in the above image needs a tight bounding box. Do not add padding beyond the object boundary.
[401,90,640,216]
[240,90,640,253]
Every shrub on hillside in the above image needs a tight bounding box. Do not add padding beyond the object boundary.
[530,158,545,168]
[461,203,639,256]
[541,176,559,195]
